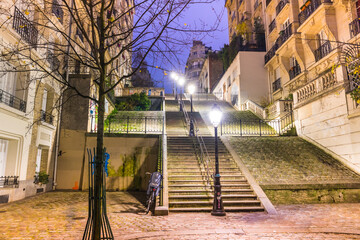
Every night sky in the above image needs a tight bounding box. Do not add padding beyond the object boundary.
[145,1,229,93]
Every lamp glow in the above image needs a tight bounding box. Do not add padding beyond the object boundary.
[170,72,178,81]
[178,77,185,86]
[209,104,222,128]
[188,84,196,95]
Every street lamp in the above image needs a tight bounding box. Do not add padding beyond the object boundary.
[177,77,185,111]
[187,84,196,113]
[170,72,179,100]
[209,104,226,216]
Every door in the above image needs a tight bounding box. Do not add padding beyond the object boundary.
[0,139,9,177]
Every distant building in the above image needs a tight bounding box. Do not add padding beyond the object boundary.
[185,41,212,89]
[199,52,224,93]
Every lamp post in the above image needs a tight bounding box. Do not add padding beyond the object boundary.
[187,84,196,113]
[209,104,226,216]
[170,72,179,100]
[177,77,185,112]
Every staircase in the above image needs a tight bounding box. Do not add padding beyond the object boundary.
[167,136,264,212]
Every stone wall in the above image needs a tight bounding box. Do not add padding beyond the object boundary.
[295,89,360,173]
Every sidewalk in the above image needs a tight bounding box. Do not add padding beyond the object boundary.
[0,191,360,239]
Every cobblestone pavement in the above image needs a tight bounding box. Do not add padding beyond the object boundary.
[1,191,360,240]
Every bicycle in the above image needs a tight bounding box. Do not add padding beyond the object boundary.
[145,171,162,214]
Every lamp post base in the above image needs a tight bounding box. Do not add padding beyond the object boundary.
[211,175,226,216]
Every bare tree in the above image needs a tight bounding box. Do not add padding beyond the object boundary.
[0,0,219,239]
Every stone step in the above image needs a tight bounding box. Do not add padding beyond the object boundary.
[168,189,254,195]
[169,206,264,212]
[169,200,262,208]
[169,180,247,184]
[169,194,258,199]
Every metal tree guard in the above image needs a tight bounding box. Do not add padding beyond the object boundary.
[83,148,113,240]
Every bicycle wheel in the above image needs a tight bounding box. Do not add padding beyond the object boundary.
[145,191,155,214]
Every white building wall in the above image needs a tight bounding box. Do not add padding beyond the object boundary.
[295,89,360,172]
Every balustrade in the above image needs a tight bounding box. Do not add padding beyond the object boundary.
[0,89,26,112]
[40,110,54,125]
[314,40,331,61]
[276,0,289,15]
[289,63,301,80]
[273,78,281,92]
[298,0,322,26]
[269,19,276,33]
[12,7,38,47]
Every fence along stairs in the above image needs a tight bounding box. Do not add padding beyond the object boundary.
[166,97,264,212]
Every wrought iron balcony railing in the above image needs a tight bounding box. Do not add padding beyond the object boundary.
[269,19,276,33]
[265,23,293,64]
[314,40,331,61]
[40,110,54,125]
[0,176,19,188]
[12,7,38,47]
[0,89,26,112]
[298,0,322,26]
[276,0,289,15]
[289,63,301,80]
[349,18,360,38]
[273,78,281,92]
[52,0,64,24]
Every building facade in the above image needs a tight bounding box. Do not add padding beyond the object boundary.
[199,52,224,93]
[185,40,212,89]
[263,0,360,169]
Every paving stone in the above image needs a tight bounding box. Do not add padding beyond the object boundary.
[0,191,360,239]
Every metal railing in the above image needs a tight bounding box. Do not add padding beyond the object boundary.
[349,18,360,38]
[0,176,19,188]
[276,0,289,15]
[0,89,26,112]
[40,110,54,125]
[12,7,38,47]
[269,19,276,33]
[265,23,293,63]
[157,135,164,206]
[52,0,64,24]
[298,0,322,26]
[314,40,332,61]
[90,116,164,134]
[220,111,294,136]
[272,78,281,92]
[181,100,213,188]
[289,63,301,80]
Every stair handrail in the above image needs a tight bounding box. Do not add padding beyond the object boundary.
[181,100,213,188]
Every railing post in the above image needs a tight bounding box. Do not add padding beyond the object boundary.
[240,119,242,136]
[259,119,262,136]
[127,116,129,134]
[220,121,223,136]
[108,118,111,133]
[145,117,147,134]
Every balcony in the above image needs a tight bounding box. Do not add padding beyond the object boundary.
[273,78,281,92]
[12,7,38,47]
[276,0,289,15]
[269,19,276,33]
[314,40,331,61]
[52,0,64,24]
[349,18,360,38]
[298,0,322,26]
[0,89,26,112]
[289,63,301,80]
[265,23,293,64]
[294,70,338,105]
[40,110,54,125]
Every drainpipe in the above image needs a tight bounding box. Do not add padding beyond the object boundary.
[52,0,74,190]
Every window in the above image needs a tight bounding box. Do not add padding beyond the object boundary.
[282,18,290,30]
[317,29,328,46]
[35,147,42,174]
[357,0,360,17]
[0,62,17,95]
[0,139,9,177]
[42,89,48,112]
[290,56,297,68]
